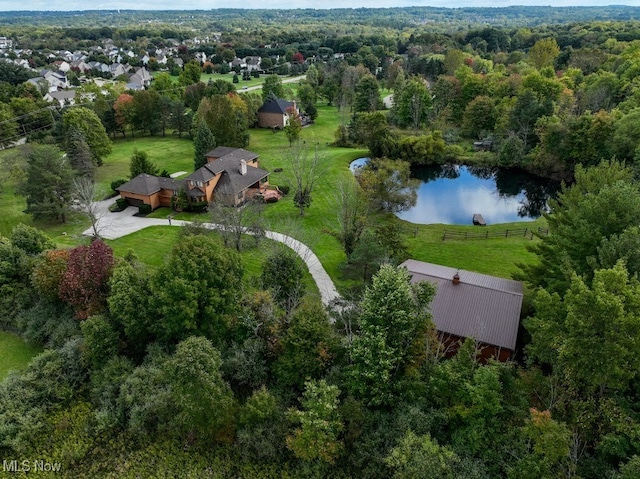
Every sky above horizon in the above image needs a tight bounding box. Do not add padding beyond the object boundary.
[1,1,640,12]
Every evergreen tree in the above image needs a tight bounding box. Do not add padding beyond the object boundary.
[193,119,216,170]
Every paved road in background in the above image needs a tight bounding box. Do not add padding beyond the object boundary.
[241,75,306,92]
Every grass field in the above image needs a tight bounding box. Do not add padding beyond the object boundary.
[96,135,196,195]
[106,225,319,296]
[0,331,42,380]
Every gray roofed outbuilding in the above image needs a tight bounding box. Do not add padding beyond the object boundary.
[400,259,523,351]
[258,98,295,114]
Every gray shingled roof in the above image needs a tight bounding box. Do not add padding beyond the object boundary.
[215,162,269,197]
[189,148,262,187]
[186,162,223,182]
[116,174,161,195]
[116,174,183,196]
[400,259,523,351]
[257,98,295,114]
[205,146,238,158]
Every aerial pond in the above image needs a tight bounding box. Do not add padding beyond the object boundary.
[351,159,559,225]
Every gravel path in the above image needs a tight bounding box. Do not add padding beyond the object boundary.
[84,198,341,306]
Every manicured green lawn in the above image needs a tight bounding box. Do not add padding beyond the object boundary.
[0,331,42,380]
[106,225,319,296]
[151,71,295,90]
[404,217,547,279]
[96,136,195,196]
[0,184,92,246]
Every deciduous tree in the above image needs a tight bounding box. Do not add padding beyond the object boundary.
[356,158,419,214]
[286,379,344,463]
[284,142,327,216]
[262,75,284,102]
[152,235,243,344]
[348,264,435,406]
[62,107,112,165]
[59,240,114,319]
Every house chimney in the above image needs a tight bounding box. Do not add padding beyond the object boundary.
[240,159,247,176]
[452,272,461,285]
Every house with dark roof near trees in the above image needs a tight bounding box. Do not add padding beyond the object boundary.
[117,147,279,210]
[257,98,299,129]
[400,259,524,362]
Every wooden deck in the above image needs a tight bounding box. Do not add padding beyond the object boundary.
[473,214,486,226]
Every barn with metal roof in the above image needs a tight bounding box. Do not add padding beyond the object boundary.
[400,259,524,361]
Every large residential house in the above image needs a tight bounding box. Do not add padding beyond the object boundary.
[400,259,524,362]
[257,98,299,129]
[117,147,278,210]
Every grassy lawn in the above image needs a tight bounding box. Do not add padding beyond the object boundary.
[0,331,42,380]
[403,217,546,279]
[96,136,195,195]
[151,71,293,89]
[0,184,92,246]
[106,225,319,296]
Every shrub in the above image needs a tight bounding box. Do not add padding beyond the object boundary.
[138,204,152,215]
[110,178,127,192]
[187,202,208,213]
[116,198,128,210]
[278,185,290,196]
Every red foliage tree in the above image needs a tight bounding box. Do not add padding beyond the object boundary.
[113,93,134,135]
[292,52,305,64]
[59,240,114,319]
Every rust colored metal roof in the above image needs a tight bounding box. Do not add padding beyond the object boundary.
[400,259,523,351]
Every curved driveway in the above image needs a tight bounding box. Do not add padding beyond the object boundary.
[84,199,340,306]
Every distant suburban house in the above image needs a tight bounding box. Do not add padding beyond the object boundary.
[44,90,76,107]
[38,69,69,91]
[400,259,524,362]
[257,98,299,129]
[245,56,262,72]
[117,147,279,210]
[0,37,13,49]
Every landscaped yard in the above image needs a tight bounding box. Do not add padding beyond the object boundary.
[0,101,542,291]
[0,331,42,380]
[151,71,298,90]
[106,225,319,297]
[96,135,196,196]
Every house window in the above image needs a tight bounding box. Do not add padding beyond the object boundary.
[197,181,204,187]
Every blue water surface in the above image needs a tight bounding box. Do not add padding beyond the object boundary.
[351,160,558,226]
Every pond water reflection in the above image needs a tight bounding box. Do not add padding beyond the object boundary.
[350,159,559,225]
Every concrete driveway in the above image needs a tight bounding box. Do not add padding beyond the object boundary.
[84,197,340,306]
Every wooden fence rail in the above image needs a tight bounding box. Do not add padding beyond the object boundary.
[442,227,549,241]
